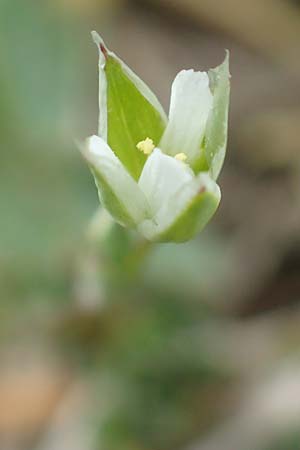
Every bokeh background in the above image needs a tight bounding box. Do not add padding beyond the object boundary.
[1,0,300,449]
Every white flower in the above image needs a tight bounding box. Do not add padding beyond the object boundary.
[81,33,230,243]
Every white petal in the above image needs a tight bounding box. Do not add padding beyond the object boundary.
[82,135,149,226]
[159,69,213,161]
[138,148,194,217]
[139,169,220,241]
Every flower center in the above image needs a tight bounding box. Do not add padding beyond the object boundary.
[137,137,188,163]
[174,152,187,162]
[136,137,155,155]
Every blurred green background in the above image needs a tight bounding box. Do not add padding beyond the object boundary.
[1,1,300,449]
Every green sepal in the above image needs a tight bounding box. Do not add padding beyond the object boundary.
[91,168,137,228]
[92,32,167,181]
[105,57,166,180]
[156,189,221,243]
[204,52,230,180]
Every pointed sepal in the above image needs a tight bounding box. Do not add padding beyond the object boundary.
[91,32,167,181]
[204,51,230,180]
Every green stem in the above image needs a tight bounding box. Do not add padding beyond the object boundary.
[74,208,153,308]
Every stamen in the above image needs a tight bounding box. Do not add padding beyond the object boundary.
[136,138,155,155]
[174,152,187,162]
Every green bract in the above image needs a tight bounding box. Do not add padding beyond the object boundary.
[81,32,230,243]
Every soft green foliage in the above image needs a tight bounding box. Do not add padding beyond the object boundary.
[264,429,300,450]
[0,0,96,306]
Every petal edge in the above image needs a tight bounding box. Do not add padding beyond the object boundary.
[81,135,149,227]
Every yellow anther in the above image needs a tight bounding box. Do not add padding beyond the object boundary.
[174,152,187,162]
[136,137,155,155]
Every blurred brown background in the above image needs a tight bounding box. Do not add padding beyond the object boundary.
[1,1,300,449]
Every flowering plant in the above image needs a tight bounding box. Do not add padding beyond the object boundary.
[81,32,230,242]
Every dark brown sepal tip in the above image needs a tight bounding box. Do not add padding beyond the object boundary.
[100,43,108,59]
